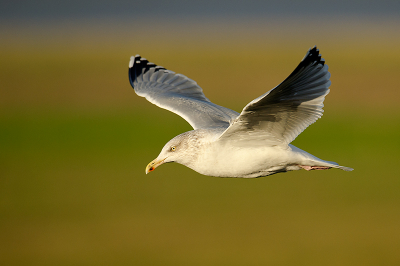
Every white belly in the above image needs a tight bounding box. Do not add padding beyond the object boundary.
[189,142,303,178]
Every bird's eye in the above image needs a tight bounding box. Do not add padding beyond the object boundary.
[170,146,176,151]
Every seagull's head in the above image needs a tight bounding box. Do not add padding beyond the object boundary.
[145,131,200,174]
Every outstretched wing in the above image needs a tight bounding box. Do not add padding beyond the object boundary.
[129,55,239,130]
[219,47,331,146]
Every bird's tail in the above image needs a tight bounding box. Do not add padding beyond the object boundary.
[290,145,354,172]
[324,161,354,171]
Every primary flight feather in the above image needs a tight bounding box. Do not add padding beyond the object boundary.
[128,47,353,178]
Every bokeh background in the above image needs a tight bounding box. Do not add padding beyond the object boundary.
[1,1,400,265]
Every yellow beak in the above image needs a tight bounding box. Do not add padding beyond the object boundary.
[145,158,166,174]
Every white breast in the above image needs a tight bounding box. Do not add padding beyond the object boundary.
[189,140,299,178]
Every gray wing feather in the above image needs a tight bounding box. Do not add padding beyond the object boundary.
[129,55,239,130]
[219,47,330,146]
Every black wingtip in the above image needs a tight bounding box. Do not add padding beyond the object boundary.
[268,46,328,97]
[302,46,324,66]
[129,55,167,89]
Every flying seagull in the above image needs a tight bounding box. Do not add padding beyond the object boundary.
[128,47,353,178]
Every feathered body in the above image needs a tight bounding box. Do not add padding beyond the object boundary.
[128,47,353,178]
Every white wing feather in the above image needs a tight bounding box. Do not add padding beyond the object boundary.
[219,47,331,146]
[129,55,239,130]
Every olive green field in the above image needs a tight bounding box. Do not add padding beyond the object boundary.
[1,21,399,265]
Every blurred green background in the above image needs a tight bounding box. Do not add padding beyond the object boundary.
[1,1,400,265]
